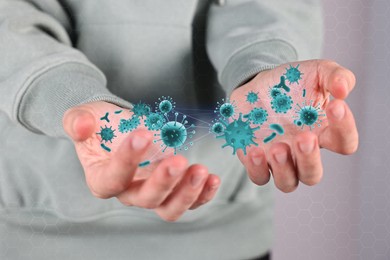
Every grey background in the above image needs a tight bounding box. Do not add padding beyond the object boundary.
[273,0,390,259]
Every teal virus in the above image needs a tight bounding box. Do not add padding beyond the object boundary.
[214,99,236,119]
[100,143,111,152]
[145,112,166,131]
[114,110,123,114]
[138,160,151,168]
[284,64,303,84]
[100,112,110,122]
[294,120,303,127]
[246,91,259,104]
[302,89,306,97]
[156,96,175,114]
[269,124,284,135]
[244,107,268,125]
[271,93,293,113]
[132,102,151,118]
[154,112,195,154]
[216,113,259,155]
[263,132,277,144]
[293,100,326,130]
[97,125,116,143]
[118,116,140,133]
[269,87,282,99]
[210,121,225,135]
[273,76,290,92]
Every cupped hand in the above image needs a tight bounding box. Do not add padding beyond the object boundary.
[62,101,220,221]
[230,60,358,192]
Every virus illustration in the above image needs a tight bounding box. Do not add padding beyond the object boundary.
[155,96,176,114]
[246,91,259,104]
[118,116,140,133]
[293,100,326,130]
[244,107,268,125]
[269,87,282,99]
[138,160,151,167]
[273,76,290,92]
[269,123,285,135]
[100,143,111,152]
[214,99,236,119]
[96,125,116,143]
[145,112,166,131]
[271,93,293,113]
[210,121,226,135]
[284,64,303,85]
[132,102,151,118]
[294,119,303,127]
[216,113,260,155]
[100,112,110,122]
[154,112,195,154]
[263,132,277,144]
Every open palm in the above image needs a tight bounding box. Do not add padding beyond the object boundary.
[63,101,220,221]
[230,60,358,192]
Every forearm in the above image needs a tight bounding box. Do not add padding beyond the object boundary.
[0,0,131,138]
[206,0,323,96]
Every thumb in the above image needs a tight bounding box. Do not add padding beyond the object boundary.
[63,107,96,142]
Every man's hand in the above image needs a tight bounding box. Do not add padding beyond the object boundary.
[62,101,220,221]
[230,60,358,192]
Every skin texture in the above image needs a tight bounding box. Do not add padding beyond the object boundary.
[62,59,358,221]
[231,59,358,193]
[62,102,220,222]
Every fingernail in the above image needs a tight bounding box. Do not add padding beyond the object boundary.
[299,141,315,154]
[274,152,287,164]
[252,155,263,166]
[169,167,182,177]
[191,174,205,188]
[331,103,345,120]
[132,135,149,151]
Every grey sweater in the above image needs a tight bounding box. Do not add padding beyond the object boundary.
[0,0,322,259]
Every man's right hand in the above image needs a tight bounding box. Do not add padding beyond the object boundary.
[62,101,220,222]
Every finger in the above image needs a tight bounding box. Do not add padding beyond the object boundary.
[88,129,153,198]
[267,143,298,193]
[63,107,96,142]
[237,147,270,185]
[319,99,359,155]
[318,60,356,99]
[156,164,209,222]
[189,174,220,210]
[116,155,188,209]
[292,132,323,186]
[246,147,271,185]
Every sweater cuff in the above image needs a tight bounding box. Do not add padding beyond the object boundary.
[220,40,298,97]
[18,62,132,138]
